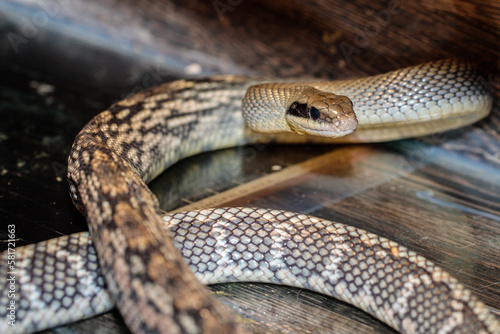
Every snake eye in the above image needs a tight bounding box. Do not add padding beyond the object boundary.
[309,106,320,120]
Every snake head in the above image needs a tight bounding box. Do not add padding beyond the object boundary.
[286,90,357,138]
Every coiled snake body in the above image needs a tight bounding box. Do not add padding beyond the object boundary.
[1,59,499,334]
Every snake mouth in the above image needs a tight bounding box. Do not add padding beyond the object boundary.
[286,113,358,138]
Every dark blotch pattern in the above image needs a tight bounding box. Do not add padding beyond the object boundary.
[287,101,319,120]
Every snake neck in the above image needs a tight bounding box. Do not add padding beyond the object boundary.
[242,83,312,133]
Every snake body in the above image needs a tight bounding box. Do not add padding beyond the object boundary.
[1,59,498,334]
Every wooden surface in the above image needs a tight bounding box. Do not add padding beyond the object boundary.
[1,0,499,86]
[0,0,499,333]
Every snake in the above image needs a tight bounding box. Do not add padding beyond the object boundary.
[1,58,499,334]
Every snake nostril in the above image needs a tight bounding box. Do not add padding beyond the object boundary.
[336,115,358,133]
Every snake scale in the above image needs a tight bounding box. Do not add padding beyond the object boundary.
[1,59,499,334]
